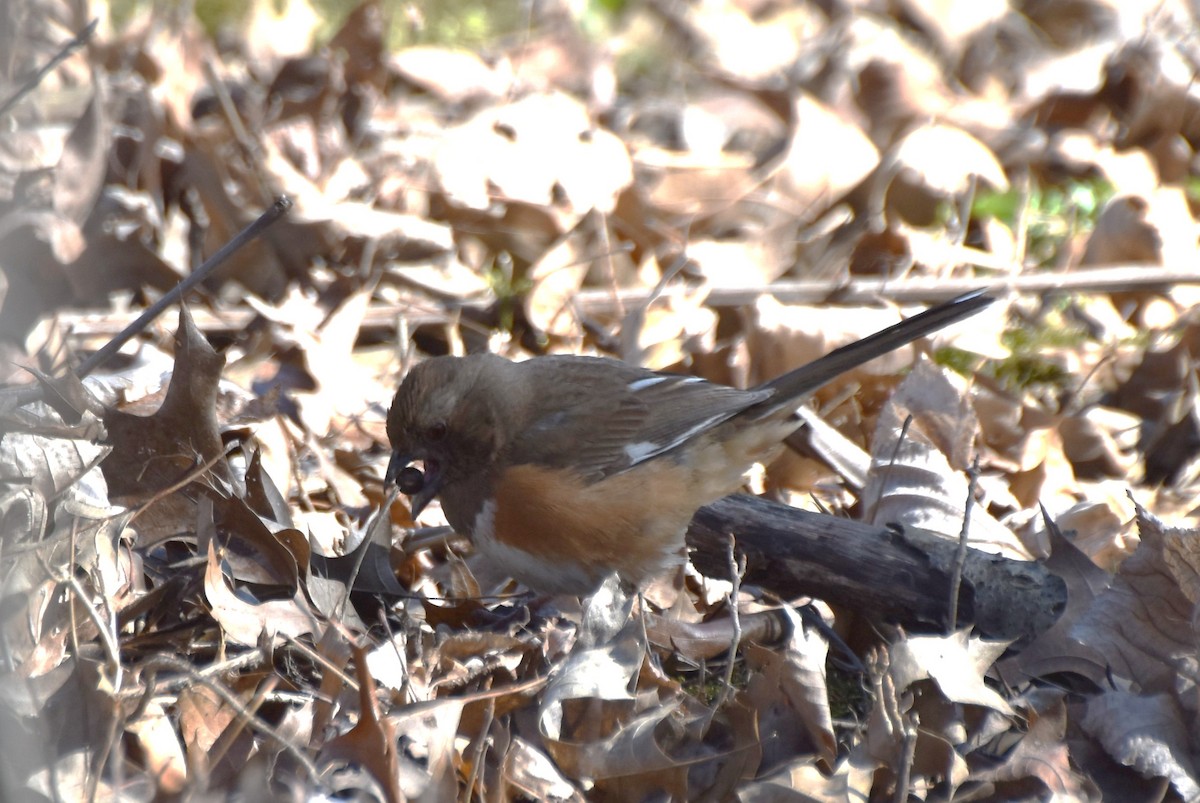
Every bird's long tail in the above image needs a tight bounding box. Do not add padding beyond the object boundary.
[755,289,994,404]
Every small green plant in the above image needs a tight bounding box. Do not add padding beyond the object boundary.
[973,177,1114,268]
[484,252,532,334]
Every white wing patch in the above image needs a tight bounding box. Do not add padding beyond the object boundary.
[627,374,705,392]
[621,412,732,466]
[624,441,658,462]
[627,376,669,391]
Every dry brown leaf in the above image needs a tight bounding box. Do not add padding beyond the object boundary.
[178,683,238,775]
[995,522,1112,687]
[973,688,1098,799]
[776,94,879,217]
[1059,407,1140,479]
[102,305,234,498]
[885,123,1008,227]
[390,46,507,104]
[126,702,188,794]
[621,286,717,370]
[863,358,1028,558]
[244,0,320,62]
[634,145,760,217]
[747,299,926,389]
[1080,689,1199,800]
[203,540,321,646]
[684,235,789,288]
[321,645,404,803]
[52,71,109,226]
[434,91,632,223]
[890,630,1013,714]
[525,218,600,337]
[501,736,585,802]
[1081,195,1161,266]
[686,1,805,83]
[742,605,836,767]
[1070,507,1200,696]
[383,698,465,801]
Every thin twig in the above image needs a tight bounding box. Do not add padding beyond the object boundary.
[0,18,99,120]
[894,709,919,803]
[208,674,280,769]
[121,653,320,779]
[948,454,980,633]
[117,650,268,701]
[462,698,495,803]
[280,632,360,695]
[55,263,1200,344]
[871,414,914,520]
[3,197,292,408]
[73,197,291,378]
[712,533,746,713]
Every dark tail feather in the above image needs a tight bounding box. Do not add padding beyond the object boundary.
[755,289,994,403]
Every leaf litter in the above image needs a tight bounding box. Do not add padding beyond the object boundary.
[2,0,1200,800]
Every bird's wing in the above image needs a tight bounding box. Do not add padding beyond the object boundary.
[504,356,771,481]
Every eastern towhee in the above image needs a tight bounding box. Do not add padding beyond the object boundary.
[385,291,992,595]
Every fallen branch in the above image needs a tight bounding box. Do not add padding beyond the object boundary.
[686,494,1066,645]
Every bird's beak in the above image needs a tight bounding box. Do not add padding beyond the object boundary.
[385,451,444,520]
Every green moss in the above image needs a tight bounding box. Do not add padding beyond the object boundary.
[826,665,868,722]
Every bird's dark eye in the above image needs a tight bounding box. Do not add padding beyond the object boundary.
[397,466,425,495]
[427,422,447,441]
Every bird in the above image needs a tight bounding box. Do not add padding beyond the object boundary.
[385,291,992,595]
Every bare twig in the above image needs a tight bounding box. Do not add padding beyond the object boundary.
[74,197,292,378]
[0,18,99,120]
[121,653,320,779]
[118,650,268,701]
[948,454,981,632]
[3,198,292,408]
[711,533,746,713]
[280,633,360,695]
[56,263,1200,343]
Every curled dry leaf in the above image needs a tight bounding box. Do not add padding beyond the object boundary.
[885,123,1008,227]
[1080,689,1200,800]
[203,541,321,646]
[972,688,1098,799]
[742,605,836,767]
[863,358,1029,558]
[501,736,584,803]
[125,702,187,795]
